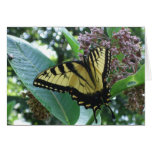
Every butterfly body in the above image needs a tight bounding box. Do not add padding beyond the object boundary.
[33,47,113,123]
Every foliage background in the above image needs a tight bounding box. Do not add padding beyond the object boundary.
[7,27,145,125]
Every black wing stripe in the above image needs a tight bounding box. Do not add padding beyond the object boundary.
[51,68,57,75]
[89,52,96,76]
[92,50,97,62]
[58,64,65,73]
[65,62,93,88]
[66,62,82,78]
[92,50,99,71]
[95,48,100,57]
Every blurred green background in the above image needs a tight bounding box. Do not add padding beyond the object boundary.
[7,27,145,125]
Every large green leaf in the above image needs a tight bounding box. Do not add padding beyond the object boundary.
[61,27,83,58]
[111,64,145,97]
[106,27,122,38]
[7,35,80,125]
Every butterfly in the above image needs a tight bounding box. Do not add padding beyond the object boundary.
[33,47,114,123]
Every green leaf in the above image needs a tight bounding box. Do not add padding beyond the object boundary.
[61,27,83,58]
[111,64,145,97]
[106,27,122,38]
[7,100,16,119]
[7,35,80,125]
[76,107,101,125]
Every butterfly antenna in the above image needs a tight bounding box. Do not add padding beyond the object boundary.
[106,105,115,119]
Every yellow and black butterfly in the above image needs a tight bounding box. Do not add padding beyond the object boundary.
[33,47,114,123]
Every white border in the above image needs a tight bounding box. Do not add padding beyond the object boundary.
[1,0,152,152]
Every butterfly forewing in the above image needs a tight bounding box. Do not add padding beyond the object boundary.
[33,61,95,94]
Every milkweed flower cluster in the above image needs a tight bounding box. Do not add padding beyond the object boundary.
[78,27,144,113]
[78,27,110,56]
[110,28,142,85]
[124,84,144,113]
[23,92,50,120]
